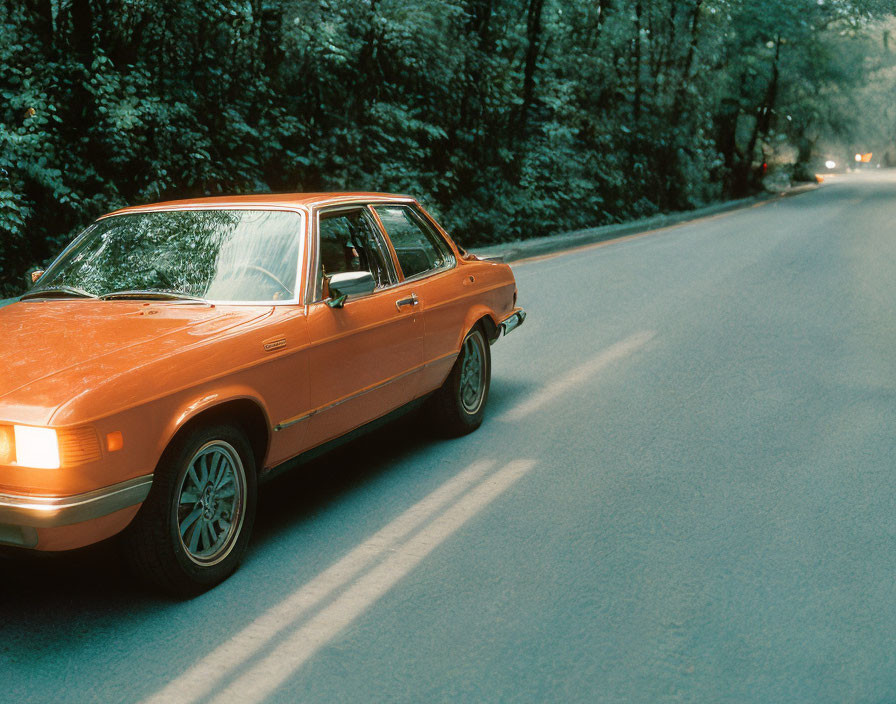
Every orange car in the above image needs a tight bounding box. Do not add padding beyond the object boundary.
[0,193,524,594]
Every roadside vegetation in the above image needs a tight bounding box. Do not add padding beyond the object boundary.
[1,0,893,296]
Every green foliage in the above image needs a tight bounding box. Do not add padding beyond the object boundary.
[0,0,891,295]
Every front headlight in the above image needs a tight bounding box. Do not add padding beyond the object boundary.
[0,425,14,464]
[13,425,61,469]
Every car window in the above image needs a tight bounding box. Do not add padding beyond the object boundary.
[373,206,455,279]
[35,209,302,302]
[317,209,393,298]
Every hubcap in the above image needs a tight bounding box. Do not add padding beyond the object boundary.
[459,333,486,414]
[176,440,246,566]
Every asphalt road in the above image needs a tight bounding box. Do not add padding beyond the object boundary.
[2,172,895,703]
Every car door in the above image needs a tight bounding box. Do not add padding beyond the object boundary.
[371,204,465,395]
[304,205,424,449]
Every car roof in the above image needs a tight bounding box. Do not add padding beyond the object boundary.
[104,192,417,217]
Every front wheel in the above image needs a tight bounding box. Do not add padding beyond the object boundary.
[122,424,257,597]
[427,325,491,436]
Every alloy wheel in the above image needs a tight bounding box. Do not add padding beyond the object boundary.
[175,440,247,566]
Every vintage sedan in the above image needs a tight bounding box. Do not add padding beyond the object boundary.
[0,193,525,594]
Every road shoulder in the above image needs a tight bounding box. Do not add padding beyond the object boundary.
[471,183,819,264]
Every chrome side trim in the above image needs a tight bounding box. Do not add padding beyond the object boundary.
[274,351,458,431]
[274,412,313,432]
[274,366,421,431]
[0,475,153,529]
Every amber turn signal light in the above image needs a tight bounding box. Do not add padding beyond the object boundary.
[106,431,124,453]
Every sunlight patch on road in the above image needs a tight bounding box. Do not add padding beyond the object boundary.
[142,458,537,704]
[208,459,535,704]
[499,330,656,422]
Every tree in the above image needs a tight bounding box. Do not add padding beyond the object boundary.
[0,0,892,296]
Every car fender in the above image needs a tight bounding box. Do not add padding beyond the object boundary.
[156,384,273,469]
[458,304,500,351]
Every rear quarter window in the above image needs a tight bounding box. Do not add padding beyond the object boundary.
[373,206,455,279]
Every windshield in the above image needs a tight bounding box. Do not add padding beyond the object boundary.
[32,209,303,302]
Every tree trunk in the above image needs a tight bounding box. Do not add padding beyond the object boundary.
[518,0,544,132]
[68,0,93,61]
[731,37,781,196]
[672,0,703,117]
[632,0,643,123]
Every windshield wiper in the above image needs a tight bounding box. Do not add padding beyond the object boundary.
[99,289,207,303]
[20,285,98,300]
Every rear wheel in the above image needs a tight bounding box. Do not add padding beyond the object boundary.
[122,424,257,597]
[427,325,491,436]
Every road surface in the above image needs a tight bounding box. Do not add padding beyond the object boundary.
[2,172,895,702]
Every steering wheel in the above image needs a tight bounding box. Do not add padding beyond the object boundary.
[231,264,293,298]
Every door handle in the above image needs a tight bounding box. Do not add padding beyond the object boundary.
[395,293,419,310]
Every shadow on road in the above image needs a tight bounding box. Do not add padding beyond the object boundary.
[0,406,451,607]
[481,376,533,418]
[252,409,436,546]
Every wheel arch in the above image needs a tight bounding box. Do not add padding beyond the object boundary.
[477,313,498,343]
[161,394,271,475]
[460,305,499,350]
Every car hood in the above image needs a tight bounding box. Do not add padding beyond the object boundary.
[0,300,272,424]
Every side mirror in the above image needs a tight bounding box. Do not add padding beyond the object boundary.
[30,270,44,284]
[326,271,376,308]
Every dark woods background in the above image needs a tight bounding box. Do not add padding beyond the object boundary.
[1,0,892,296]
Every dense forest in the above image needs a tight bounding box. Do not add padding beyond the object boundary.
[1,0,893,296]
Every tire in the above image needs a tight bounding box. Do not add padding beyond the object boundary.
[427,325,491,436]
[122,424,257,597]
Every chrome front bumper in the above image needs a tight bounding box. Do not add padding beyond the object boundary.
[0,475,152,547]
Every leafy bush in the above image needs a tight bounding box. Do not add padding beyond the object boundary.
[0,0,889,296]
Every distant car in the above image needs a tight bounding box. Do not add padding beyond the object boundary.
[0,193,525,594]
